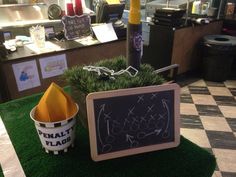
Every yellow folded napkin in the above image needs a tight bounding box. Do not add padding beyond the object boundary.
[34,82,78,122]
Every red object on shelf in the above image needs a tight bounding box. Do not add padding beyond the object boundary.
[75,0,83,15]
[66,3,75,16]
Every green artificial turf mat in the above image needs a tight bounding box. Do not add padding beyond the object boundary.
[0,165,3,177]
[63,56,165,94]
[0,92,216,177]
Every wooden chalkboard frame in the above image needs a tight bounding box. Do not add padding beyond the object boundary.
[86,83,180,161]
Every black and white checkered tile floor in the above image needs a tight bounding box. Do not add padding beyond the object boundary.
[179,79,236,177]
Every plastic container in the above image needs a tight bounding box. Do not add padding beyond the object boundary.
[203,35,236,82]
[30,104,79,154]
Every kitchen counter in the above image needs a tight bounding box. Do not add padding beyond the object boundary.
[1,38,99,62]
[0,37,126,101]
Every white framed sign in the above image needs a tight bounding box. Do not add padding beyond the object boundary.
[39,54,68,79]
[12,60,41,91]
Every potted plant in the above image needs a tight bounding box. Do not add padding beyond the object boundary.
[63,56,165,128]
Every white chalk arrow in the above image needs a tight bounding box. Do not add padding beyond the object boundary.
[147,129,162,136]
[106,119,110,136]
[97,104,105,146]
[126,134,139,148]
[126,134,134,143]
[162,99,170,138]
[137,129,162,139]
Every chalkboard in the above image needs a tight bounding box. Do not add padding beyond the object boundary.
[86,83,180,161]
[62,15,92,40]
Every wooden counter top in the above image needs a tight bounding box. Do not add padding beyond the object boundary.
[1,37,126,63]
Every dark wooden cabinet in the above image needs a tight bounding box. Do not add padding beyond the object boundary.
[142,25,174,71]
[142,20,223,74]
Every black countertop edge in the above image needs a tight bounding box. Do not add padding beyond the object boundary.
[149,18,223,30]
[223,18,236,25]
[1,37,126,63]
